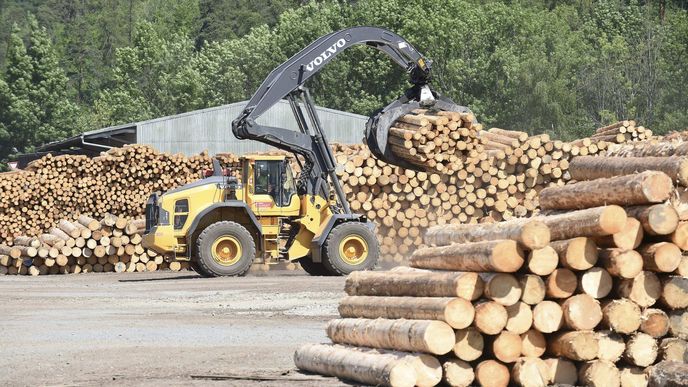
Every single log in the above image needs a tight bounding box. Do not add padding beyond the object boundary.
[619,367,647,387]
[453,327,483,361]
[474,360,510,387]
[598,249,643,279]
[58,220,81,238]
[536,205,627,240]
[544,358,577,385]
[346,269,484,300]
[639,243,682,273]
[578,360,621,387]
[491,331,522,363]
[659,338,688,363]
[539,171,673,210]
[526,246,558,276]
[580,267,613,298]
[473,301,508,335]
[532,301,563,333]
[0,244,21,259]
[597,330,626,362]
[13,236,40,248]
[641,308,670,338]
[624,332,658,367]
[326,318,455,355]
[548,331,599,361]
[78,215,101,231]
[424,219,550,250]
[293,343,415,387]
[569,155,688,186]
[595,217,644,250]
[602,298,642,334]
[442,359,474,387]
[551,237,598,270]
[561,294,602,331]
[521,330,546,357]
[353,347,442,387]
[410,240,524,273]
[545,269,578,299]
[482,273,522,306]
[519,275,546,305]
[618,271,662,307]
[338,296,474,329]
[505,302,533,334]
[626,205,679,235]
[661,276,688,309]
[511,357,550,387]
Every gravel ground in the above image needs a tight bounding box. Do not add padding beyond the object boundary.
[0,270,349,386]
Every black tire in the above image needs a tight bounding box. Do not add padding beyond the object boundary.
[298,256,334,276]
[322,222,379,276]
[195,221,255,277]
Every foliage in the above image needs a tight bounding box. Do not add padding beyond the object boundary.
[1,0,688,166]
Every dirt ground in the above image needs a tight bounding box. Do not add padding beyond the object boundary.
[0,270,350,386]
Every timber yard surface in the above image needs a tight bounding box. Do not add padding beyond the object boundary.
[0,271,347,386]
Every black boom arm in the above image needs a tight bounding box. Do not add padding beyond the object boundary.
[231,27,436,214]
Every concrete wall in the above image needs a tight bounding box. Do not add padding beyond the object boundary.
[136,100,367,156]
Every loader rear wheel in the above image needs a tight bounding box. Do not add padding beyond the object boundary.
[298,256,334,276]
[322,222,379,276]
[195,221,255,277]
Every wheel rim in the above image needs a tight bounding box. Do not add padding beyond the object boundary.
[339,235,368,265]
[211,236,242,266]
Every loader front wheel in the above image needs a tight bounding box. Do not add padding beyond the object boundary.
[298,256,334,276]
[195,221,255,277]
[322,222,379,276]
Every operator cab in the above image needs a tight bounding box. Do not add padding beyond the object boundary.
[242,155,300,216]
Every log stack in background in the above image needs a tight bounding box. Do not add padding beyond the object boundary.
[0,213,190,276]
[294,166,687,386]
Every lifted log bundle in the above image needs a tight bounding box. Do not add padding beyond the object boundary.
[539,171,673,210]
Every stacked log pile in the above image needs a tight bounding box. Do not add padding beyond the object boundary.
[337,115,649,263]
[0,213,189,276]
[294,167,687,386]
[0,145,240,241]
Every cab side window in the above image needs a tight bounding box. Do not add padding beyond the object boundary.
[254,160,279,199]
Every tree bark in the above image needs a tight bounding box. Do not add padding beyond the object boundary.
[539,171,673,210]
[536,205,627,240]
[410,240,524,273]
[345,269,483,300]
[569,155,688,186]
[424,219,550,250]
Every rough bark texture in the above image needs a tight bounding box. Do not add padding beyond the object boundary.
[345,270,484,300]
[569,155,688,186]
[410,240,524,273]
[326,318,455,355]
[536,205,627,240]
[293,343,416,387]
[424,219,550,250]
[338,296,474,329]
[539,171,673,210]
[648,361,688,387]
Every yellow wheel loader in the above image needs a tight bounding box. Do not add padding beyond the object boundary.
[142,26,471,277]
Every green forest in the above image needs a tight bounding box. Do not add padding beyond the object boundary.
[1,0,688,167]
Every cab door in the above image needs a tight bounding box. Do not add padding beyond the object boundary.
[250,160,299,217]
